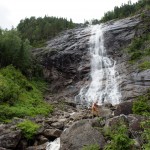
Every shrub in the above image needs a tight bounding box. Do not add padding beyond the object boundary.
[17,120,40,140]
[127,33,150,63]
[82,144,100,150]
[139,61,150,70]
[0,66,53,122]
[132,93,150,116]
[104,124,134,150]
[141,120,150,149]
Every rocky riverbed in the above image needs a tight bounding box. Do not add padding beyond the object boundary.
[0,97,147,150]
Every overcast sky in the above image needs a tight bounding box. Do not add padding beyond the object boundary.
[0,0,138,29]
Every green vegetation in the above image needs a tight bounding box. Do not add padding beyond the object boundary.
[139,61,150,70]
[132,91,150,149]
[0,66,53,122]
[104,124,134,150]
[132,91,150,116]
[17,16,76,47]
[0,29,32,72]
[141,120,150,149]
[82,144,99,150]
[100,0,150,23]
[126,31,150,70]
[17,120,40,140]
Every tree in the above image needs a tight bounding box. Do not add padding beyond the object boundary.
[0,29,32,72]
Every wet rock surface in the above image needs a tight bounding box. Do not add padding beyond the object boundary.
[33,11,150,103]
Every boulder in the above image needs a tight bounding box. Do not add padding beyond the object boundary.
[43,129,62,139]
[105,115,128,129]
[16,139,28,150]
[25,142,48,150]
[0,130,21,149]
[114,100,133,116]
[36,135,49,145]
[60,119,105,150]
[51,122,64,130]
[127,114,146,131]
[0,148,11,150]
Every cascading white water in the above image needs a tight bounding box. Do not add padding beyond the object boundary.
[46,138,60,150]
[77,25,121,106]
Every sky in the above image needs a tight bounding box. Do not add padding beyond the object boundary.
[0,0,139,29]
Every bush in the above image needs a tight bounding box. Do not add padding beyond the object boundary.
[139,61,150,70]
[0,66,53,122]
[82,144,100,150]
[17,120,40,140]
[141,120,150,149]
[132,93,150,116]
[104,124,134,150]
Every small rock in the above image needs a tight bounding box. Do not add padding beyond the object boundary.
[103,103,113,108]
[36,135,48,145]
[0,148,11,150]
[43,129,62,138]
[25,142,48,150]
[51,122,64,130]
[16,139,28,150]
[45,118,58,124]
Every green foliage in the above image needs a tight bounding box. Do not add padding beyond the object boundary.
[127,32,150,69]
[17,120,40,140]
[0,66,53,122]
[132,92,150,116]
[100,0,150,23]
[82,144,99,150]
[139,61,150,70]
[17,16,76,46]
[0,29,32,72]
[104,124,134,150]
[141,120,150,149]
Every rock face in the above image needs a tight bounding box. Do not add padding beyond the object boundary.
[33,11,150,103]
[60,119,105,150]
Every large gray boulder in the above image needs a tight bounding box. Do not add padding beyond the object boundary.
[0,130,21,149]
[60,119,105,150]
[0,124,21,149]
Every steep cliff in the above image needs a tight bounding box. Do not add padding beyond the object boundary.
[33,10,150,103]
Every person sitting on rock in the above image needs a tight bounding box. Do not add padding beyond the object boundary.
[91,101,99,117]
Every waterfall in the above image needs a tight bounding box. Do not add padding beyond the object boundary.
[77,25,121,106]
[46,138,60,150]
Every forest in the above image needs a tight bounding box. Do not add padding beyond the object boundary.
[17,16,76,47]
[100,0,150,23]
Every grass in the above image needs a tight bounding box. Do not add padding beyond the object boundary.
[0,65,53,122]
